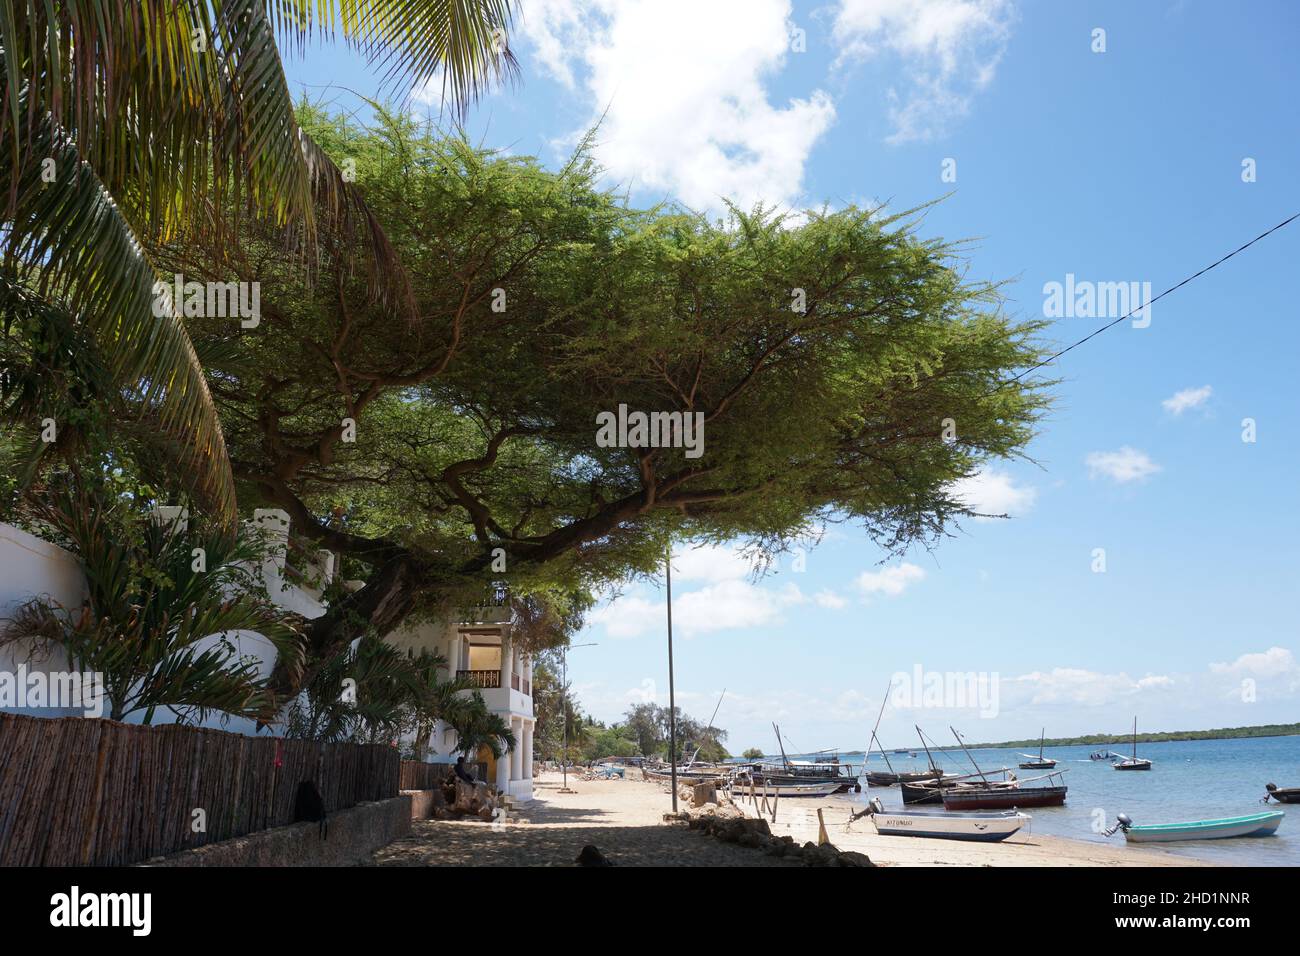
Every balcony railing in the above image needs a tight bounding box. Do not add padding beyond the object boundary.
[458,669,501,689]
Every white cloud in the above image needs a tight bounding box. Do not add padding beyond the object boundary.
[585,592,660,639]
[670,542,758,584]
[948,467,1037,519]
[832,0,1015,143]
[1085,446,1161,484]
[855,562,925,597]
[814,589,848,609]
[517,0,835,211]
[674,580,805,636]
[1011,667,1172,708]
[1162,385,1212,415]
[1211,646,1296,679]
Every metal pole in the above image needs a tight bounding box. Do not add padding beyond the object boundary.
[666,546,678,812]
[561,646,569,792]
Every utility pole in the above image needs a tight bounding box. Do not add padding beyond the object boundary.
[666,546,678,812]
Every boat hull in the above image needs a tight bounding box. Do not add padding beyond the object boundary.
[1113,759,1152,771]
[729,778,845,797]
[943,786,1068,810]
[1266,787,1300,804]
[871,809,1029,842]
[1123,811,1284,843]
[868,770,947,787]
[1018,761,1056,770]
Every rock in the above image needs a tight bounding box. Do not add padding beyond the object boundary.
[575,845,614,866]
[691,782,718,807]
[804,843,842,867]
[837,851,874,867]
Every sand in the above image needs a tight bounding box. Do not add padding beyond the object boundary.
[369,771,1210,867]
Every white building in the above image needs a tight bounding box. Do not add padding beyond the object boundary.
[0,508,534,799]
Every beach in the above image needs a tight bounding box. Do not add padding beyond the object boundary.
[370,771,1210,867]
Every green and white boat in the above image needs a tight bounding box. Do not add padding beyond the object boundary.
[1106,810,1284,843]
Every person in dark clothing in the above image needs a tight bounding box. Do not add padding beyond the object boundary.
[454,755,477,785]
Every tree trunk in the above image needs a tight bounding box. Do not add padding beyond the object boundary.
[268,552,426,702]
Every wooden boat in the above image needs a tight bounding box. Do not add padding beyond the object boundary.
[1106,810,1284,843]
[900,767,1009,805]
[1018,729,1057,769]
[1266,783,1300,804]
[868,769,948,787]
[728,773,845,798]
[941,726,1067,810]
[942,783,1067,810]
[867,802,1030,842]
[1112,717,1152,770]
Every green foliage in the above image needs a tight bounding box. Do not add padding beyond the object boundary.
[963,724,1300,750]
[741,748,764,760]
[0,2,516,523]
[0,482,303,723]
[168,107,1049,691]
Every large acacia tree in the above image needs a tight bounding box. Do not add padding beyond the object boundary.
[167,109,1050,696]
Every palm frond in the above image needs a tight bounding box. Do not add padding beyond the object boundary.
[0,109,237,522]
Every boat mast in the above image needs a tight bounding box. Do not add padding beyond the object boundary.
[774,722,791,770]
[916,725,941,775]
[950,726,992,786]
[870,731,897,776]
[1132,716,1138,759]
[1039,728,1046,761]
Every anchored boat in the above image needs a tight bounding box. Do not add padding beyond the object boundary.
[1105,810,1284,843]
[1265,783,1300,804]
[863,799,1030,842]
[1018,729,1058,770]
[1112,717,1153,771]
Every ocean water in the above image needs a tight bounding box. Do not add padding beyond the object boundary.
[805,735,1300,866]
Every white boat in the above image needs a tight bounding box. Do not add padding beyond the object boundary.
[1106,810,1284,843]
[868,805,1030,842]
[727,773,845,797]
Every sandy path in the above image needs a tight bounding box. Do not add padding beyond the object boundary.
[370,772,798,866]
[369,771,1209,867]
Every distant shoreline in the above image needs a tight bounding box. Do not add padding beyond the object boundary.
[851,724,1300,756]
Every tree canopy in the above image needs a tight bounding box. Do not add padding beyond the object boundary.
[153,105,1047,694]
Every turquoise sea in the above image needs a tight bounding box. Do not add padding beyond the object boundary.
[796,735,1300,866]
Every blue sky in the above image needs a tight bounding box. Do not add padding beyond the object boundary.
[283,1,1300,752]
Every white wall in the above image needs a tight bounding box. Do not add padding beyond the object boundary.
[0,523,87,718]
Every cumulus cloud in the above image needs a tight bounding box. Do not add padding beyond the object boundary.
[517,0,834,211]
[855,562,925,597]
[1210,646,1296,679]
[1011,667,1173,708]
[948,467,1037,519]
[1085,446,1161,484]
[832,0,1015,143]
[1162,385,1213,415]
[814,589,848,609]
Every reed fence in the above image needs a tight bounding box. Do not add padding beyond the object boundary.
[0,712,399,866]
[399,760,452,790]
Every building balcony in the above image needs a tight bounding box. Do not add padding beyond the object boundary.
[459,669,502,689]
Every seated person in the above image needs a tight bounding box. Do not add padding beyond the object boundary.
[454,755,477,786]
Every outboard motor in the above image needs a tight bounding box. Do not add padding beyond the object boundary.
[1103,812,1133,838]
[869,797,885,815]
[1265,782,1279,803]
